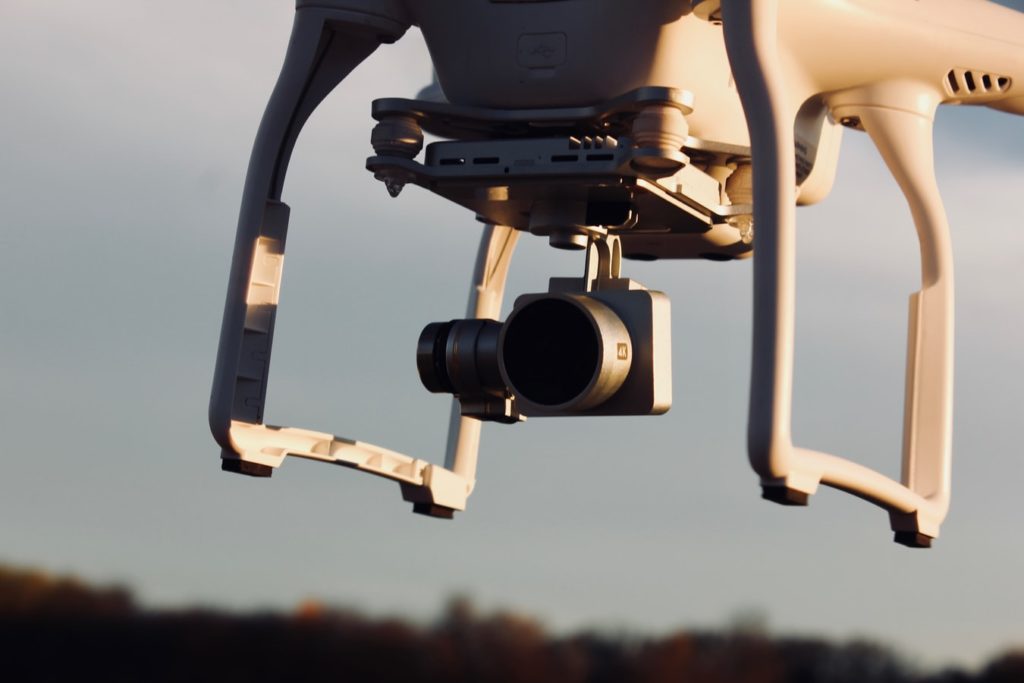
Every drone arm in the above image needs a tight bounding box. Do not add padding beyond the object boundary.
[210,5,407,457]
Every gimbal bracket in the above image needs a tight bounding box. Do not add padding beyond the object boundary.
[366,89,754,260]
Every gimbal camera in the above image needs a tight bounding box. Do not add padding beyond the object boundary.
[211,0,1024,546]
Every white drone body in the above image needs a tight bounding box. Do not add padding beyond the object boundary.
[211,0,1024,546]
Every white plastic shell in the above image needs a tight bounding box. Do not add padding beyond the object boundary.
[720,0,1024,546]
[210,4,520,515]
[212,0,1024,541]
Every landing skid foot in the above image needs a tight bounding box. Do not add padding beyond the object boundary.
[893,531,933,549]
[221,457,274,478]
[412,503,456,519]
[761,485,809,506]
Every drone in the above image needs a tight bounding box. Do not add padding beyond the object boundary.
[211,0,1024,547]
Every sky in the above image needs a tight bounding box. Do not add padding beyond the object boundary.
[1,0,1023,671]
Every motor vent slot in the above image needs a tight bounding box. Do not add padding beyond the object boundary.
[945,68,1012,97]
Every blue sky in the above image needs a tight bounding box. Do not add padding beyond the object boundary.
[1,0,1022,670]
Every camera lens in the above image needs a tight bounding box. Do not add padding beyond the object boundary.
[416,321,455,394]
[416,319,503,397]
[500,296,632,410]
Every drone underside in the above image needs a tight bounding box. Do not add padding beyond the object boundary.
[366,87,754,261]
[211,0,1024,549]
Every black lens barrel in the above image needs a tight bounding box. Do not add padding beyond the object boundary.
[419,294,633,414]
[416,319,504,397]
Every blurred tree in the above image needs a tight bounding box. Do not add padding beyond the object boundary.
[0,564,1019,683]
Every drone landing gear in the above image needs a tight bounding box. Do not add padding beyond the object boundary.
[723,2,953,547]
[215,222,519,518]
[209,4,527,517]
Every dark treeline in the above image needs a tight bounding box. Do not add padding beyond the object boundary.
[0,565,1020,683]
